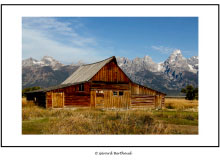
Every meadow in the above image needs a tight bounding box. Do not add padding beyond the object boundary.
[22,98,198,134]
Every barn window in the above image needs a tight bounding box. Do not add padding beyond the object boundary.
[96,90,104,93]
[119,91,123,96]
[113,91,117,96]
[79,84,84,91]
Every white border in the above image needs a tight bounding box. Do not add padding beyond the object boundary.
[2,5,219,146]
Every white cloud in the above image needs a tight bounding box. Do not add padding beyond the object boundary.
[23,28,106,63]
[23,17,74,35]
[151,45,177,54]
[22,17,108,63]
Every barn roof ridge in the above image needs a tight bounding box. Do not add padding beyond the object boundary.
[61,56,116,85]
[81,56,116,66]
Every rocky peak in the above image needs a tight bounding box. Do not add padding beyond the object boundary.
[188,56,198,64]
[22,56,63,70]
[166,49,185,64]
[22,57,40,66]
[143,55,153,62]
[41,56,57,64]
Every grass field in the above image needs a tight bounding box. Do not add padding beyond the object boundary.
[22,98,198,134]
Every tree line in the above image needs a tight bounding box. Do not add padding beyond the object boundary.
[22,86,41,97]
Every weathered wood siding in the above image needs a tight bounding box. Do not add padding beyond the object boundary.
[46,82,91,108]
[91,82,130,90]
[131,94,155,107]
[106,90,131,108]
[90,90,96,108]
[161,96,165,108]
[130,82,165,108]
[52,92,64,108]
[91,90,131,108]
[91,61,130,83]
[131,83,156,95]
[46,92,52,108]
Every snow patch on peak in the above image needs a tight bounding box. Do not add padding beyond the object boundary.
[23,56,63,70]
[144,55,152,62]
[188,64,193,70]
[42,56,56,62]
[157,63,163,71]
[171,49,181,56]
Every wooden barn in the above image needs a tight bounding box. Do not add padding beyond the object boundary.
[25,56,166,109]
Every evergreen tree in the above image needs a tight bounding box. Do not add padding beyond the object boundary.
[181,85,198,100]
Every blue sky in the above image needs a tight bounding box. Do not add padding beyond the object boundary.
[22,17,198,64]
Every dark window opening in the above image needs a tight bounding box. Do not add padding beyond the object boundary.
[113,91,117,96]
[119,91,123,96]
[79,84,84,91]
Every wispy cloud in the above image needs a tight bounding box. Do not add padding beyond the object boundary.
[22,17,106,63]
[151,45,177,54]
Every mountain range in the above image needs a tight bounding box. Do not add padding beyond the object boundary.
[22,50,198,96]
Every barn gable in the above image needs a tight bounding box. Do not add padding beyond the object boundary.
[62,56,131,84]
[62,57,113,84]
[91,58,130,83]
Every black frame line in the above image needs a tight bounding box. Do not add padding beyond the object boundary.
[1,3,219,148]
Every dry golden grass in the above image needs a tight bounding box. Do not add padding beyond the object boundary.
[22,98,198,135]
[165,98,198,111]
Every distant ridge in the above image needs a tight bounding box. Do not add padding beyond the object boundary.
[22,50,198,96]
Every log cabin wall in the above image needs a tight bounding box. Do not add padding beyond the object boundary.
[130,82,165,108]
[130,83,156,95]
[90,82,131,108]
[161,95,165,108]
[90,89,131,108]
[131,95,155,107]
[91,82,130,90]
[46,82,91,108]
[46,92,52,108]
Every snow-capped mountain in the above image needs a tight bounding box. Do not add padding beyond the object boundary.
[22,50,198,95]
[187,56,198,73]
[22,56,64,70]
[117,50,198,95]
[117,49,198,76]
[22,57,43,66]
[117,56,160,74]
[162,49,197,75]
[22,57,78,89]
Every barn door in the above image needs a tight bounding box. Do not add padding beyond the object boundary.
[103,90,130,109]
[52,92,64,108]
